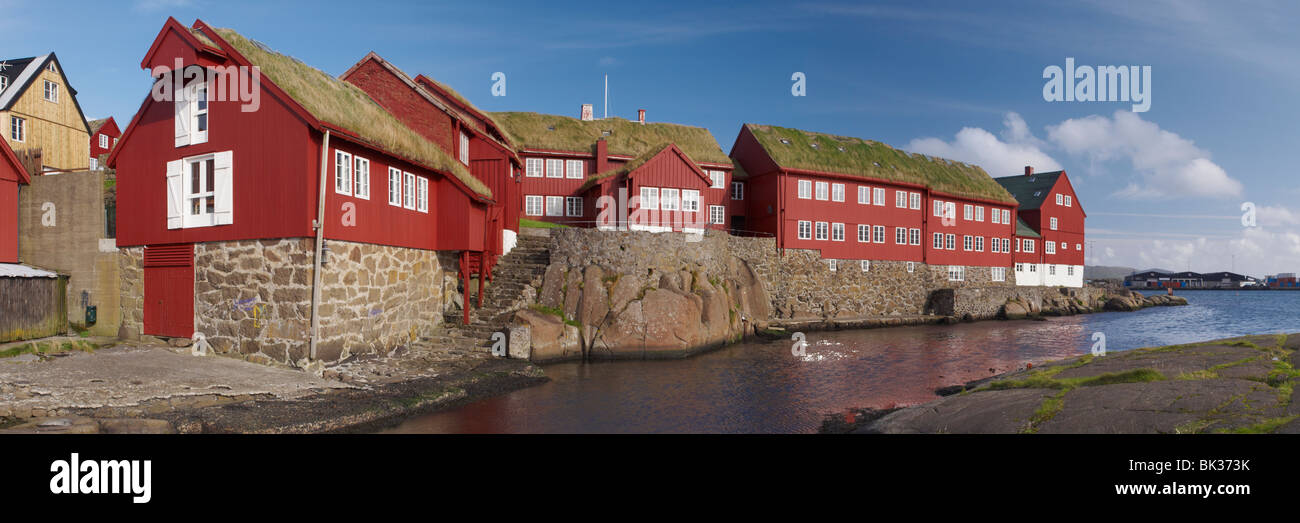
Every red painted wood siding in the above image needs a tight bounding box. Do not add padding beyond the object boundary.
[0,178,16,263]
[90,119,121,158]
[1037,175,1086,266]
[342,59,455,153]
[925,193,1017,268]
[625,147,721,231]
[143,244,194,338]
[778,173,925,261]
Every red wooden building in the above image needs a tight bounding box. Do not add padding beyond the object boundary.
[489,110,736,229]
[578,143,726,232]
[109,19,496,359]
[995,167,1086,287]
[341,54,522,259]
[730,124,1019,281]
[0,135,28,263]
[88,116,121,169]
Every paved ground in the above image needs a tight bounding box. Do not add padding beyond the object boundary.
[836,333,1300,434]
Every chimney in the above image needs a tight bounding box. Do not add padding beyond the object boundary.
[1024,165,1034,176]
[596,138,609,173]
[637,109,646,125]
[580,104,594,121]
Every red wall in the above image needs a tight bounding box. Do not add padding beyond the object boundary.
[343,59,454,153]
[925,192,1017,267]
[624,147,722,231]
[0,178,16,263]
[90,119,121,159]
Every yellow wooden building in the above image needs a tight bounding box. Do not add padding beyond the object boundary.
[0,53,91,172]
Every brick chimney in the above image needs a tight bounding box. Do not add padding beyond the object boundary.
[596,138,609,172]
[581,104,594,121]
[638,109,646,125]
[1025,165,1034,176]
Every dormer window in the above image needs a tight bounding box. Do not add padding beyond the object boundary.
[601,130,611,136]
[810,143,819,149]
[47,62,56,73]
[779,138,791,145]
[837,146,845,152]
[0,75,8,91]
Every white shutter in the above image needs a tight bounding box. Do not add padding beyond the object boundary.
[174,81,191,147]
[166,160,183,229]
[213,151,234,225]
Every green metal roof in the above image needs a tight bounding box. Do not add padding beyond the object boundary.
[1015,217,1041,238]
[993,171,1063,211]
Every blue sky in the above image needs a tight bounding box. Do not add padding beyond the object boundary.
[3,0,1298,276]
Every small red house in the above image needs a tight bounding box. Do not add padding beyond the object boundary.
[578,143,725,232]
[490,110,735,229]
[730,124,1019,283]
[88,116,121,169]
[0,135,29,263]
[110,18,496,362]
[995,167,1086,287]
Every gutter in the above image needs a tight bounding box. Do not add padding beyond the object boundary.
[309,130,330,361]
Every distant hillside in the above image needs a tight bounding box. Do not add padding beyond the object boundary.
[1085,265,1137,280]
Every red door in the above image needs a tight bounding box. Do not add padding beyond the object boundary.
[143,244,195,338]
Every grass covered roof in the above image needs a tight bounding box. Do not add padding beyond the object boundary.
[208,27,490,198]
[577,142,674,191]
[489,111,731,165]
[745,124,1017,204]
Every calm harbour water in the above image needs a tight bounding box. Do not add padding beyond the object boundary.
[383,290,1300,434]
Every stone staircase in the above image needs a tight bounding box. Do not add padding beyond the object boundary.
[420,233,551,353]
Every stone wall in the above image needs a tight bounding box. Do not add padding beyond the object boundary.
[194,238,314,365]
[117,247,143,340]
[936,286,1108,320]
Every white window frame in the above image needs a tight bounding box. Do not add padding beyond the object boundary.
[1056,193,1064,205]
[991,208,1000,224]
[975,236,984,252]
[963,204,973,221]
[546,195,565,217]
[858,225,870,243]
[403,172,416,210]
[43,79,58,103]
[89,157,99,170]
[910,228,920,246]
[1024,239,1035,253]
[1064,195,1072,207]
[933,199,943,217]
[1046,241,1056,254]
[798,220,812,240]
[815,181,828,201]
[661,188,680,211]
[459,131,470,165]
[798,179,812,199]
[992,267,1006,282]
[640,187,659,210]
[815,221,829,240]
[975,206,984,222]
[682,190,700,212]
[906,262,915,273]
[526,158,543,177]
[831,222,845,241]
[172,152,232,229]
[566,196,583,217]
[709,205,725,224]
[933,232,943,249]
[387,167,402,206]
[895,227,906,245]
[873,187,885,206]
[191,82,208,144]
[858,186,870,204]
[895,190,907,208]
[861,260,870,272]
[731,181,744,200]
[1003,209,1010,223]
[333,150,353,196]
[946,234,955,250]
[353,156,370,200]
[1068,266,1075,276]
[525,195,543,216]
[963,235,973,251]
[874,225,885,243]
[1050,217,1058,230]
[828,259,837,272]
[910,192,921,210]
[10,116,24,142]
[417,177,429,213]
[99,134,109,149]
[948,265,965,282]
[546,158,564,178]
[0,75,7,91]
[831,183,844,202]
[709,170,725,189]
[1049,265,1057,276]
[566,159,584,179]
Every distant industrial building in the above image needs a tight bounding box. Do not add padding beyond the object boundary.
[1124,269,1258,289]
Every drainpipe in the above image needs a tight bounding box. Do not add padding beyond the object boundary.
[309,130,330,361]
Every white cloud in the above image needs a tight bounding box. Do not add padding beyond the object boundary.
[1046,111,1242,198]
[906,112,1062,177]
[1092,226,1300,277]
[1258,205,1300,227]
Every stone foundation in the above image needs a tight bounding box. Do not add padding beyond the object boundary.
[117,247,143,341]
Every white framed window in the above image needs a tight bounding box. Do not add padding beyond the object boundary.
[166,151,233,229]
[906,262,915,273]
[895,190,907,208]
[403,172,416,210]
[858,225,870,243]
[831,222,845,241]
[388,167,402,206]
[1015,263,1024,272]
[1049,265,1057,275]
[546,196,564,217]
[1046,241,1056,254]
[895,227,906,245]
[353,157,370,199]
[43,79,58,103]
[991,208,1000,224]
[963,235,972,251]
[910,228,920,245]
[963,204,973,220]
[566,159,584,179]
[948,265,965,281]
[731,181,744,200]
[1003,209,1010,223]
[815,181,828,201]
[417,177,428,213]
[661,188,680,211]
[873,187,885,206]
[46,61,55,73]
[1005,239,1012,252]
[333,150,353,196]
[945,234,955,250]
[10,116,24,142]
[992,267,1006,282]
[933,232,943,249]
[975,206,984,222]
[1068,266,1075,276]
[709,170,725,189]
[860,260,870,272]
[828,259,838,272]
[546,158,564,178]
[798,179,812,199]
[798,220,812,240]
[0,75,7,91]
[933,199,943,216]
[526,158,543,177]
[90,157,99,170]
[975,236,984,252]
[1029,264,1037,273]
[1023,239,1035,253]
[175,79,208,146]
[682,190,700,212]
[1061,243,1068,251]
[1056,193,1064,205]
[709,205,725,224]
[525,195,543,216]
[873,225,885,243]
[910,192,921,210]
[858,186,870,204]
[1050,217,1058,230]
[815,221,828,240]
[831,183,844,202]
[640,187,659,210]
[1064,195,1072,207]
[192,83,208,143]
[1077,243,1082,251]
[459,131,470,165]
[99,134,109,149]
[566,196,583,217]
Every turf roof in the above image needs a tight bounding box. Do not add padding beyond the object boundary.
[490,111,731,165]
[745,124,1017,204]
[87,118,109,135]
[577,142,674,191]
[207,27,490,198]
[417,76,507,140]
[993,171,1063,211]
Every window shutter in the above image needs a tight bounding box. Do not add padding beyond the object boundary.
[174,81,191,147]
[166,160,183,229]
[213,151,234,225]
